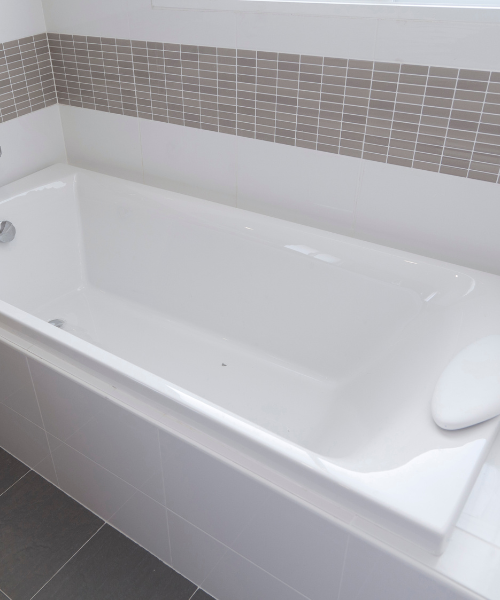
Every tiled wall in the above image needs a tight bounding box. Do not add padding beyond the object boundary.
[48,34,500,184]
[0,34,57,123]
[2,31,500,185]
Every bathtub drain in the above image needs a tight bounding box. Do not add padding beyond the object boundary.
[48,319,65,328]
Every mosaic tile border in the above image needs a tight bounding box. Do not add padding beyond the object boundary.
[0,34,57,124]
[2,32,500,184]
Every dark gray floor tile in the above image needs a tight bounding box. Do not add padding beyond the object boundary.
[34,524,197,600]
[0,590,9,599]
[0,448,30,495]
[0,470,103,600]
[191,590,216,600]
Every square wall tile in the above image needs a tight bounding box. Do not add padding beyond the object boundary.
[339,533,472,600]
[160,429,348,600]
[0,403,52,471]
[60,105,144,184]
[28,358,104,442]
[202,546,308,600]
[110,490,171,565]
[29,359,165,504]
[141,119,238,206]
[51,441,136,521]
[354,160,500,275]
[159,429,268,548]
[168,511,229,587]
[237,137,360,236]
[457,434,500,548]
[0,105,67,189]
[231,488,348,600]
[435,528,500,600]
[0,343,42,427]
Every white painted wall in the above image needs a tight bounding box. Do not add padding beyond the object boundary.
[0,0,67,188]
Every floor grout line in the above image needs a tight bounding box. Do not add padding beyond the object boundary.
[0,585,14,600]
[188,587,200,600]
[28,523,106,600]
[0,469,32,499]
[0,447,205,598]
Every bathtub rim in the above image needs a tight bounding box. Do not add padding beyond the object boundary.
[1,163,499,556]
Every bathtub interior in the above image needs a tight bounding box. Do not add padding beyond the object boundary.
[1,167,499,481]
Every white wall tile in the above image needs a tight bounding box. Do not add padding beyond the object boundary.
[29,359,165,504]
[0,105,67,188]
[236,12,377,58]
[160,429,267,548]
[28,358,103,441]
[231,492,348,600]
[435,528,500,600]
[168,511,229,587]
[457,435,500,548]
[0,402,51,470]
[64,401,164,505]
[0,344,42,427]
[202,547,308,600]
[41,0,130,38]
[59,105,143,183]
[339,534,471,600]
[375,18,500,71]
[0,0,46,43]
[237,137,360,236]
[127,0,237,47]
[354,160,500,275]
[111,490,171,565]
[141,120,238,206]
[160,429,348,600]
[51,441,136,520]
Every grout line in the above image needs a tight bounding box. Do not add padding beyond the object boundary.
[26,357,60,488]
[0,447,204,598]
[188,587,200,600]
[335,532,351,600]
[0,585,14,600]
[338,59,347,156]
[437,71,459,174]
[168,509,310,600]
[0,469,31,499]
[466,72,492,181]
[158,428,174,564]
[411,66,430,169]
[360,63,375,161]
[29,522,106,600]
[386,63,402,164]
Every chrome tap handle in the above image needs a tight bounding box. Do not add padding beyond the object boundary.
[0,221,16,243]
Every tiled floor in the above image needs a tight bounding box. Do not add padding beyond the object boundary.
[0,448,215,600]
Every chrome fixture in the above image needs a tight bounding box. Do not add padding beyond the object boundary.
[0,221,16,243]
[48,319,65,328]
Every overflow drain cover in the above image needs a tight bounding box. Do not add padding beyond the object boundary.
[48,319,65,328]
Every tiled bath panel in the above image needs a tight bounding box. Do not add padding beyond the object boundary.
[0,333,499,600]
[47,33,500,184]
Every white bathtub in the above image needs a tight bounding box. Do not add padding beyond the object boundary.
[1,163,499,556]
